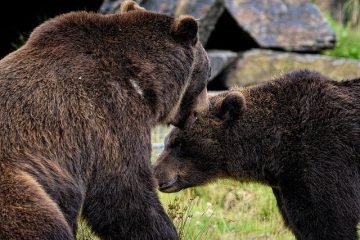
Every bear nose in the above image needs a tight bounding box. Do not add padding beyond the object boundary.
[159,176,178,191]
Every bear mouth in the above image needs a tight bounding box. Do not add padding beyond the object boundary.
[159,176,178,192]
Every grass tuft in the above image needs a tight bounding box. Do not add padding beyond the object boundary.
[76,217,99,240]
[322,14,360,59]
[344,0,360,30]
[158,181,295,240]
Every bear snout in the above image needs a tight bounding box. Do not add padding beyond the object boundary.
[158,176,178,192]
[153,163,180,193]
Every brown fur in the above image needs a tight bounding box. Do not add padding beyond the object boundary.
[154,70,360,239]
[0,1,210,239]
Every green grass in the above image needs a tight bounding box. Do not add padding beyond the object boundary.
[76,217,100,240]
[159,181,294,240]
[76,181,294,240]
[322,15,360,59]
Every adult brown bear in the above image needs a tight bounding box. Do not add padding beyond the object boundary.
[0,1,210,239]
[154,70,360,240]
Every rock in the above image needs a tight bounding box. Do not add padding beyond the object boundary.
[141,0,177,15]
[100,0,336,51]
[192,0,226,45]
[222,49,360,87]
[224,0,336,52]
[208,50,238,81]
[99,0,225,45]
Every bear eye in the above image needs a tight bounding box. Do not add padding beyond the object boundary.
[170,141,184,151]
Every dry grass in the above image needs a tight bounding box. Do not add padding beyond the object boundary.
[344,0,360,29]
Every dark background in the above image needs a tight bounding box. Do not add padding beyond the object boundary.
[0,0,103,58]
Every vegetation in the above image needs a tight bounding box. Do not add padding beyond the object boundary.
[76,217,99,240]
[343,0,360,30]
[76,181,294,240]
[322,14,360,59]
[159,182,294,240]
[11,33,26,50]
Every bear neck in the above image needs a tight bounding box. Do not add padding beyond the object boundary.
[223,83,300,187]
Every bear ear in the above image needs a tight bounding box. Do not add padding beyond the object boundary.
[217,91,246,123]
[171,16,198,44]
[120,0,146,13]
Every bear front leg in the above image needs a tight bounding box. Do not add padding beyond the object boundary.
[281,184,359,240]
[82,164,178,240]
[0,169,74,240]
[271,187,290,227]
[271,187,303,239]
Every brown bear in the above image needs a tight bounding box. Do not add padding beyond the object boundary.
[0,1,210,239]
[154,70,360,240]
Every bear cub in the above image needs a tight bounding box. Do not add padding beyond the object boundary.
[154,70,360,240]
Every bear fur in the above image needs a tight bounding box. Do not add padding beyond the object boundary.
[154,70,360,240]
[0,1,210,239]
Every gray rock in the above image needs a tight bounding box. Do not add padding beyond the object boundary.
[224,0,336,52]
[100,0,336,51]
[222,49,360,87]
[142,0,177,15]
[208,50,238,81]
[182,0,225,45]
[99,0,224,45]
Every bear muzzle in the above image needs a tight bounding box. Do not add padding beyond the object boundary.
[158,176,178,192]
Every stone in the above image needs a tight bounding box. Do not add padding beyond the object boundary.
[224,0,336,52]
[99,0,225,45]
[208,50,238,81]
[222,49,360,87]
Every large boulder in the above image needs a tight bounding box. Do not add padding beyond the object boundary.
[221,49,360,87]
[224,0,336,52]
[208,50,238,81]
[100,0,335,52]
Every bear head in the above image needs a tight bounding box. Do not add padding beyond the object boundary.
[27,0,211,129]
[120,1,211,128]
[154,90,246,192]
